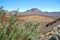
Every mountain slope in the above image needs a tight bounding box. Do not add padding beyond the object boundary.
[18,15,54,22]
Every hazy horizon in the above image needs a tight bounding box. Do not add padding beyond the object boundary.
[0,0,60,12]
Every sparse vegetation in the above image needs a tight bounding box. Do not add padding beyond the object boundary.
[49,25,60,40]
[0,7,41,40]
[0,6,60,40]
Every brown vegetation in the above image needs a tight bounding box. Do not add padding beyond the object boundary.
[17,15,54,22]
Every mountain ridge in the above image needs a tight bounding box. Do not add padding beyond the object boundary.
[1,8,60,17]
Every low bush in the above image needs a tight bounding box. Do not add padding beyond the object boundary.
[0,7,41,40]
[49,25,60,40]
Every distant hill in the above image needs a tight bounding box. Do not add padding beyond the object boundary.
[16,8,60,18]
[24,8,60,17]
[1,8,60,18]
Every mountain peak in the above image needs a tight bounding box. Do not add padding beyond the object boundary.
[26,8,41,12]
[30,8,39,10]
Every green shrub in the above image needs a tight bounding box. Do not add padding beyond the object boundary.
[0,7,41,40]
[19,20,40,40]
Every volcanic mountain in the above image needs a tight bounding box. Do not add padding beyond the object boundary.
[3,8,59,18]
[13,8,60,18]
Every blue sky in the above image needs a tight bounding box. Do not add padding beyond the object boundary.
[0,0,60,12]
